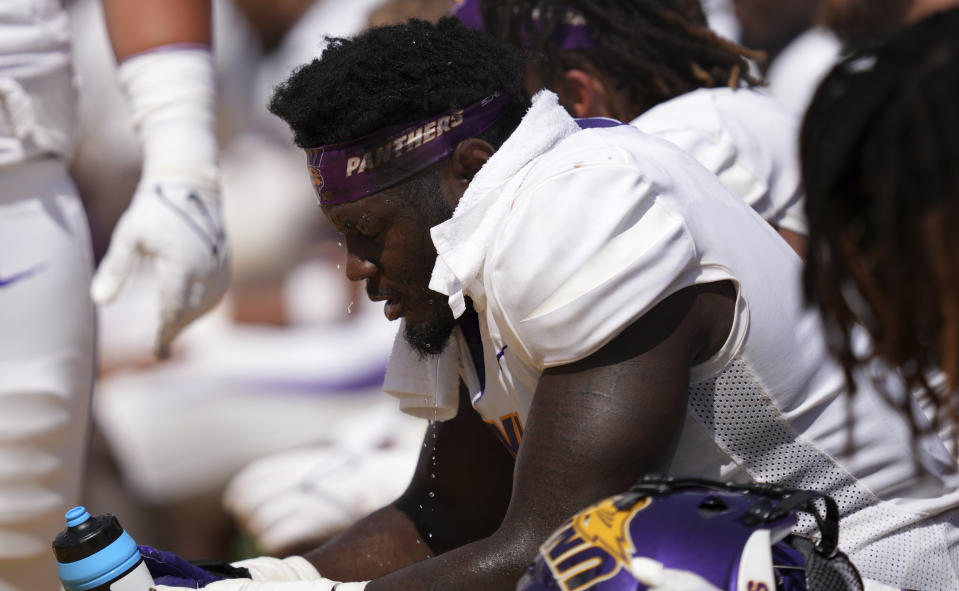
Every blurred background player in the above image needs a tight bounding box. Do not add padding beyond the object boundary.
[729,0,841,114]
[459,0,808,256]
[818,0,959,49]
[729,0,959,116]
[0,0,228,589]
[802,7,959,456]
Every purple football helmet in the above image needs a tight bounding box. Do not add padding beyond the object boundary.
[517,476,863,591]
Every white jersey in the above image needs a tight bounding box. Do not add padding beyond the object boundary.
[702,0,740,43]
[632,87,806,235]
[0,0,77,166]
[766,27,842,116]
[385,91,959,589]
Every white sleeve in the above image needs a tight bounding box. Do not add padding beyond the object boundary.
[634,89,805,235]
[633,92,771,217]
[487,162,700,370]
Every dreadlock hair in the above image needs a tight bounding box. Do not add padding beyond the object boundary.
[269,17,530,150]
[481,0,764,120]
[802,7,959,446]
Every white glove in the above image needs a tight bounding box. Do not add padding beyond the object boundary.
[233,555,323,581]
[223,445,418,554]
[630,557,723,591]
[150,556,368,591]
[92,47,229,359]
[151,581,367,591]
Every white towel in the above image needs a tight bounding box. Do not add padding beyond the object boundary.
[385,91,581,419]
[429,90,581,318]
[383,322,461,421]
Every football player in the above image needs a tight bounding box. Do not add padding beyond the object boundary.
[151,18,958,591]
[464,0,809,257]
[802,8,959,461]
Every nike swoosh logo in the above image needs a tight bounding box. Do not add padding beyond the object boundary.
[0,264,44,288]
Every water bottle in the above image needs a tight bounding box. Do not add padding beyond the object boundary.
[52,506,155,591]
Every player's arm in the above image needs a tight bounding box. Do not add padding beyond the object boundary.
[101,0,211,59]
[150,282,733,590]
[303,381,516,580]
[356,280,736,590]
[777,228,807,259]
[92,0,229,359]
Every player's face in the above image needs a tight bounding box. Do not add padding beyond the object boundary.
[322,179,458,356]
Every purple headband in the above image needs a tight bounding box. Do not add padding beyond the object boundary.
[305,93,510,206]
[451,0,596,50]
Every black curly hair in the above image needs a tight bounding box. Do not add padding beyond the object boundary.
[802,7,959,444]
[269,17,530,150]
[480,0,763,120]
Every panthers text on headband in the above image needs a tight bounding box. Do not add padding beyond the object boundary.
[305,92,511,206]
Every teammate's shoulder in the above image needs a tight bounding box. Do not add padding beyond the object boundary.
[542,120,690,171]
[707,86,799,119]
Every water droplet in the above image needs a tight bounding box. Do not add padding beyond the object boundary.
[428,491,435,498]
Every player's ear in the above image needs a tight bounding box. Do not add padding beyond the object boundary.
[448,138,494,185]
[561,69,611,118]
[440,138,494,208]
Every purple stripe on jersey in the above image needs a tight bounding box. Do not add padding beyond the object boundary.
[460,310,486,394]
[0,264,43,288]
[305,93,510,206]
[121,43,212,63]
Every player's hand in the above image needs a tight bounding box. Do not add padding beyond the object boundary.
[139,544,241,587]
[151,580,367,590]
[93,46,229,359]
[150,579,366,591]
[91,178,228,358]
[149,555,367,590]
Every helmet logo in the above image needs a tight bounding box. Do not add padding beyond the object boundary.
[539,496,652,591]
